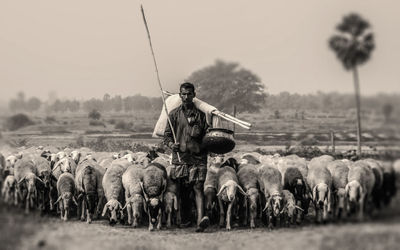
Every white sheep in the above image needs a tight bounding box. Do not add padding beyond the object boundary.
[122,164,145,227]
[307,161,332,223]
[102,161,131,225]
[346,160,375,221]
[258,164,284,229]
[326,160,349,220]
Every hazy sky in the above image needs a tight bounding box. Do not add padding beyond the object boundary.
[1,0,399,102]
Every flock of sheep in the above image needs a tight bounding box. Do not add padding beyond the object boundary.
[1,145,399,232]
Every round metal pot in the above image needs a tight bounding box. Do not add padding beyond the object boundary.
[202,128,235,154]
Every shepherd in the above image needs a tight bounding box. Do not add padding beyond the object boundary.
[164,82,210,232]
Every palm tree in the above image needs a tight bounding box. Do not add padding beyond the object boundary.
[329,13,375,156]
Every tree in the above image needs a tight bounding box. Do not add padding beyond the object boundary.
[25,97,41,112]
[382,103,393,122]
[329,13,375,156]
[185,60,266,113]
[88,110,101,120]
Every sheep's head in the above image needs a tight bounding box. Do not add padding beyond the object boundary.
[264,193,284,217]
[313,183,329,209]
[293,178,306,200]
[345,181,362,213]
[38,171,51,189]
[57,158,72,173]
[55,192,77,209]
[70,150,81,164]
[140,182,163,225]
[102,199,123,225]
[336,188,347,210]
[217,180,247,202]
[6,154,22,172]
[40,150,52,161]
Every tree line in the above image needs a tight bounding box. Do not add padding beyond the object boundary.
[8,90,398,119]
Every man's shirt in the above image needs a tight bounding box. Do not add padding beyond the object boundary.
[164,104,208,165]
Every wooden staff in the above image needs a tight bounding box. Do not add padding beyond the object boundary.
[141,5,181,161]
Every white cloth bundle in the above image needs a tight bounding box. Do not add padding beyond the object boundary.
[152,94,217,138]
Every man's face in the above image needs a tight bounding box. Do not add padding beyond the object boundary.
[179,87,195,104]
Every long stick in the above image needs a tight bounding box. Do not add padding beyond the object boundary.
[141,5,181,161]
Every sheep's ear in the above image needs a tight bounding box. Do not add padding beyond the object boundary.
[295,205,304,212]
[102,203,109,217]
[35,176,44,184]
[54,195,62,205]
[217,184,227,197]
[263,197,271,212]
[18,177,25,184]
[71,196,78,206]
[236,184,248,197]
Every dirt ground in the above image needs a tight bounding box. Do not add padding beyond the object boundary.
[0,200,399,250]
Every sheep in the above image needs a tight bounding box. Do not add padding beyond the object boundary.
[360,159,384,210]
[32,156,53,212]
[282,166,308,223]
[0,153,5,187]
[281,189,304,226]
[52,157,77,179]
[307,162,332,223]
[102,160,131,225]
[70,150,81,165]
[237,163,260,229]
[346,160,375,221]
[164,164,180,228]
[216,159,247,231]
[141,162,168,231]
[14,159,43,213]
[5,153,23,176]
[122,165,145,227]
[75,158,101,223]
[326,160,349,220]
[204,160,221,224]
[308,155,334,169]
[1,175,18,205]
[258,164,284,229]
[55,172,78,221]
[379,160,396,206]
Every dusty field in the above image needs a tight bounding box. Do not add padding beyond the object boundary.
[1,198,400,250]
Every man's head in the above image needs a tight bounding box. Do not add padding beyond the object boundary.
[179,82,196,104]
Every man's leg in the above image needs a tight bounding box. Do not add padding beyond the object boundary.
[194,180,210,232]
[179,179,192,227]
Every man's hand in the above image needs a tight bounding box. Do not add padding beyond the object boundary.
[169,142,180,152]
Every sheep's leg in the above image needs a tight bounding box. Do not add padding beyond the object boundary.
[148,214,154,231]
[126,204,132,226]
[157,208,162,230]
[358,198,364,222]
[81,199,86,221]
[218,197,225,228]
[64,208,68,221]
[14,189,19,206]
[194,183,204,226]
[86,199,92,224]
[243,200,248,227]
[268,213,274,230]
[95,195,104,219]
[166,210,172,228]
[60,203,64,220]
[226,202,233,231]
[25,195,30,214]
